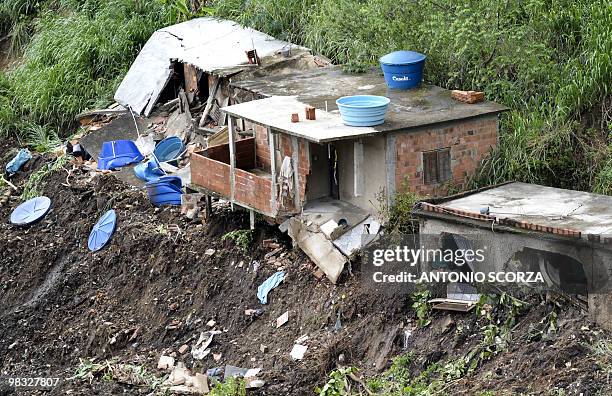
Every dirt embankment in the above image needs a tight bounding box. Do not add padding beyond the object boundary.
[0,150,610,395]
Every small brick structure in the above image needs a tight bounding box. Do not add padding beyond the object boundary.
[190,70,507,223]
[394,115,498,197]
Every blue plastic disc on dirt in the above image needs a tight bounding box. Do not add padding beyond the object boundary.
[88,209,117,252]
[10,196,52,226]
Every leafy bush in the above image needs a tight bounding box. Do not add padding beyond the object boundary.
[221,229,252,253]
[214,0,612,193]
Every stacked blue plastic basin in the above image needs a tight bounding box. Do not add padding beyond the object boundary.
[379,50,426,90]
[145,176,183,206]
[336,95,391,127]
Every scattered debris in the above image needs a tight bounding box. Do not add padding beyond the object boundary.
[158,355,175,370]
[246,378,265,388]
[204,249,216,256]
[224,365,248,379]
[192,331,219,360]
[244,308,264,318]
[295,334,309,344]
[451,89,485,104]
[257,271,286,304]
[290,344,308,360]
[305,105,316,120]
[276,311,289,328]
[178,344,189,355]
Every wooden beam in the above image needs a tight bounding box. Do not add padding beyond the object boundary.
[228,116,236,211]
[268,127,277,214]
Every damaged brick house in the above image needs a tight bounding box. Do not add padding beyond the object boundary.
[113,17,328,141]
[189,67,507,282]
[110,17,508,285]
[414,182,612,330]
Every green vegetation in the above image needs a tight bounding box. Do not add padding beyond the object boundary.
[0,0,206,150]
[21,154,66,200]
[209,377,246,396]
[411,290,432,327]
[316,366,359,395]
[221,229,252,253]
[213,0,611,193]
[70,358,165,390]
[1,0,609,192]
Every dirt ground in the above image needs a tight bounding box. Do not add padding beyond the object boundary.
[1,144,611,395]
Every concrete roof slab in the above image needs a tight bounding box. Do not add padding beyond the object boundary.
[222,96,380,143]
[231,67,509,133]
[435,182,612,236]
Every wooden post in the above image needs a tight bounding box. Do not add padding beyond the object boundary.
[205,195,212,220]
[228,116,236,211]
[250,209,255,230]
[268,127,277,214]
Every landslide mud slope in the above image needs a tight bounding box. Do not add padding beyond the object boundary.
[0,150,610,395]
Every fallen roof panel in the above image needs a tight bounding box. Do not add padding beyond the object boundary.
[114,17,306,116]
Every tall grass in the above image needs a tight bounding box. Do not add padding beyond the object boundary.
[0,0,610,193]
[215,0,612,192]
[0,0,181,147]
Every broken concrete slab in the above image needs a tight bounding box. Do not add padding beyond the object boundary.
[79,113,146,162]
[157,355,175,370]
[290,344,307,360]
[332,216,381,257]
[287,218,347,284]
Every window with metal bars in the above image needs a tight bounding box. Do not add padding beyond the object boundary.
[423,148,451,184]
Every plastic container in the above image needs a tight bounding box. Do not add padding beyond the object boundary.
[10,196,51,226]
[145,176,183,206]
[88,209,117,252]
[134,156,164,183]
[336,95,391,126]
[97,140,144,170]
[379,50,426,90]
[154,136,184,163]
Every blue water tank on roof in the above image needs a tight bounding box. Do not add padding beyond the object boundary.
[379,50,426,90]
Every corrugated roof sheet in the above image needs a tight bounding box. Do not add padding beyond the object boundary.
[114,17,305,116]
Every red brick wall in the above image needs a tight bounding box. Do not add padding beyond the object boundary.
[254,124,271,172]
[191,152,231,197]
[234,168,272,214]
[297,139,310,203]
[395,116,498,197]
[206,137,255,170]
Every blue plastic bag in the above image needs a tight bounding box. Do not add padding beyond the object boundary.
[257,271,286,304]
[6,149,32,176]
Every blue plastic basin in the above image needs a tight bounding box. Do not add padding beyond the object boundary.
[336,95,391,127]
[145,176,183,206]
[379,50,426,90]
[155,136,184,163]
[98,140,144,170]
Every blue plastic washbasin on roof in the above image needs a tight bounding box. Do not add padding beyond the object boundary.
[88,209,117,252]
[336,95,391,127]
[10,196,52,226]
[380,50,426,65]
